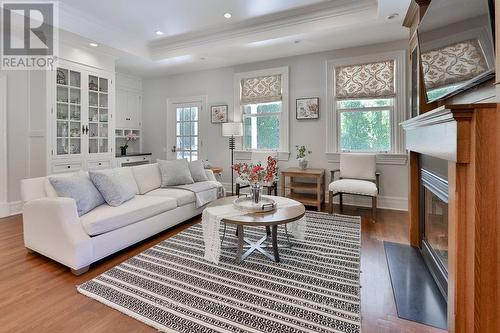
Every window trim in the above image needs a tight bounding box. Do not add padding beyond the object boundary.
[326,50,407,165]
[233,67,289,158]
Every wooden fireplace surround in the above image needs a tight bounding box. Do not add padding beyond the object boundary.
[402,104,499,333]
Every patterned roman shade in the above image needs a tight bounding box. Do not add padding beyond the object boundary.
[241,74,282,104]
[335,60,395,99]
[421,39,488,89]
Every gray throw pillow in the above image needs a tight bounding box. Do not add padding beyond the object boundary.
[189,160,209,182]
[49,172,105,216]
[89,169,136,206]
[158,159,194,186]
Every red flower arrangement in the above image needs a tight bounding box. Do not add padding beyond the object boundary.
[232,156,279,185]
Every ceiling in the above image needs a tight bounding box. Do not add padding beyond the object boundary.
[55,0,411,77]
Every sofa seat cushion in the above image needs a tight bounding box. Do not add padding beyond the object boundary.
[145,188,196,207]
[329,179,378,196]
[80,196,177,236]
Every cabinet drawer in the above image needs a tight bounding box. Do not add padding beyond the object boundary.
[87,160,112,170]
[52,161,83,173]
[117,156,151,167]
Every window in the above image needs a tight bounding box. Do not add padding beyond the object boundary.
[235,67,289,153]
[334,59,397,153]
[337,98,392,152]
[243,101,281,150]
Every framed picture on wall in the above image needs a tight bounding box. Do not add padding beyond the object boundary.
[211,105,228,123]
[296,97,319,120]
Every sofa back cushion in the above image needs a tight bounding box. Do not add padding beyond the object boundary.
[189,160,209,182]
[48,172,105,216]
[89,169,136,207]
[158,159,194,186]
[131,163,162,194]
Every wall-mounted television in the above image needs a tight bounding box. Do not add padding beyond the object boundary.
[417,0,495,103]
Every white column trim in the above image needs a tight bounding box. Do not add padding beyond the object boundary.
[0,75,8,217]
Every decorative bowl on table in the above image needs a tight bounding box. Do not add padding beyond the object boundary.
[233,196,276,213]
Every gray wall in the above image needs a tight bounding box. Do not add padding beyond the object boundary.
[142,40,409,210]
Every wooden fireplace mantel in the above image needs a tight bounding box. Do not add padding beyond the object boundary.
[401,103,499,333]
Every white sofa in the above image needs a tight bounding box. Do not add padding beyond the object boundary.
[20,163,221,275]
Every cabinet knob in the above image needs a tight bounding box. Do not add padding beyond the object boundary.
[67,166,71,169]
[98,162,102,165]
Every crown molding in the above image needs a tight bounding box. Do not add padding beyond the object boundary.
[149,0,376,59]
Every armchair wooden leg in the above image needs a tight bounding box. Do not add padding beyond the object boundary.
[274,182,278,196]
[372,196,377,221]
[267,186,272,195]
[236,183,240,197]
[329,191,334,214]
[339,193,343,214]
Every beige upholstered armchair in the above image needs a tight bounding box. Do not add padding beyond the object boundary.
[328,153,380,219]
[235,152,279,196]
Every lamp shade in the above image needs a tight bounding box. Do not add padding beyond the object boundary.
[222,122,243,137]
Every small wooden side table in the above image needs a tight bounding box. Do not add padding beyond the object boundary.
[209,167,223,182]
[281,167,325,211]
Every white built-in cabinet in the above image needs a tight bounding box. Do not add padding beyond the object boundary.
[116,90,141,129]
[115,74,143,155]
[49,60,115,173]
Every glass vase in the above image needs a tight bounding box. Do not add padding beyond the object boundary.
[251,183,262,204]
[299,159,308,169]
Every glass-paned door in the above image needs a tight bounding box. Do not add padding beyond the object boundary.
[56,67,82,155]
[172,104,199,161]
[88,74,109,155]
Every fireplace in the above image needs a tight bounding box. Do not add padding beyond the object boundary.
[419,155,449,300]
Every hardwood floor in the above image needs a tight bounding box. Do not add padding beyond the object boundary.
[0,206,446,333]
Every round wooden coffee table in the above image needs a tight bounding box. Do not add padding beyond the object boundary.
[206,196,305,263]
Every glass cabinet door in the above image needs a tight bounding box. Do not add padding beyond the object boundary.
[88,74,109,155]
[56,67,82,156]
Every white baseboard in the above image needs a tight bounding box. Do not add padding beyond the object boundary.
[0,202,9,218]
[221,182,408,211]
[0,201,22,218]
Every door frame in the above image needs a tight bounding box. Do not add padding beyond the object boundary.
[166,95,207,160]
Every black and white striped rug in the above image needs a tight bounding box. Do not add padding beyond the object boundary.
[77,211,361,333]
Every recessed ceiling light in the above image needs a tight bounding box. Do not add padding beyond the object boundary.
[386,13,399,20]
[155,30,164,36]
[224,12,232,19]
[89,42,98,47]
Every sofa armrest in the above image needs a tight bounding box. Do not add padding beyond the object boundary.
[23,197,93,270]
[204,169,217,182]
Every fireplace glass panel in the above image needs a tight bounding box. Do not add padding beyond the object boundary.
[423,188,448,271]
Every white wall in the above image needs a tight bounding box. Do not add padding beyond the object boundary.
[142,40,409,210]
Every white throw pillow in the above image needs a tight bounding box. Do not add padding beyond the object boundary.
[158,159,194,186]
[118,167,140,194]
[89,169,136,207]
[189,160,209,182]
[48,172,105,216]
[131,163,162,194]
